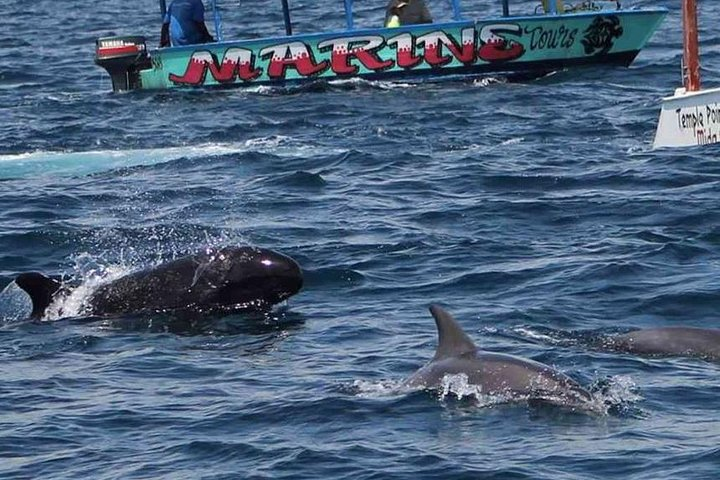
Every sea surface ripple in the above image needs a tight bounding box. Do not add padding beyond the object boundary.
[1,1,720,479]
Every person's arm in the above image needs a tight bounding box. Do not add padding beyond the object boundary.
[160,22,170,47]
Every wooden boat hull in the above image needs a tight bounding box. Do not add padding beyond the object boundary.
[101,8,668,91]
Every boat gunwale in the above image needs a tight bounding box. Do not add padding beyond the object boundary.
[660,85,720,103]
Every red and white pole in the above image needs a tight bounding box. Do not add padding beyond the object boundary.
[683,0,701,91]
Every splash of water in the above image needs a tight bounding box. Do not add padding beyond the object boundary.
[351,379,417,399]
[588,375,644,416]
[43,263,131,321]
[437,373,615,414]
[438,373,519,408]
[0,281,32,322]
[473,76,507,87]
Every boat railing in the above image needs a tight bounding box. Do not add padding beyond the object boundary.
[532,0,622,16]
[211,0,223,41]
[158,0,624,48]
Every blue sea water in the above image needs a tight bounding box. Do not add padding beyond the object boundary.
[2,0,720,478]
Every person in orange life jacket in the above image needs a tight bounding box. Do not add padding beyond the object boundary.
[385,0,433,28]
[160,0,214,47]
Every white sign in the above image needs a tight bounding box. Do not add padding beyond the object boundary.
[654,86,720,148]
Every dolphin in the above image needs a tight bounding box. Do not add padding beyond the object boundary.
[14,246,303,319]
[606,327,720,361]
[405,305,592,406]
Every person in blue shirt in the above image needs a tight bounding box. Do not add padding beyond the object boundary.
[160,0,214,47]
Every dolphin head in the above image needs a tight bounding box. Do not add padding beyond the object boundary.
[204,246,303,309]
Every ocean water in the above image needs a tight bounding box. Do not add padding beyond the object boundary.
[2,0,720,478]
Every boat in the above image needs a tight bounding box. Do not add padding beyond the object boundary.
[654,0,720,148]
[94,0,668,93]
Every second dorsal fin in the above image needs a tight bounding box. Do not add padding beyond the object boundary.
[15,272,62,319]
[429,305,477,360]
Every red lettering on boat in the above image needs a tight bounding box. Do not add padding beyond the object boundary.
[477,24,525,62]
[387,33,423,69]
[260,42,328,79]
[319,37,394,75]
[169,49,261,85]
[417,29,476,67]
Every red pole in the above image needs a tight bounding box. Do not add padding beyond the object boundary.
[683,0,701,91]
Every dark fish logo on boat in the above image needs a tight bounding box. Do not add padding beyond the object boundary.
[477,24,525,63]
[581,15,623,55]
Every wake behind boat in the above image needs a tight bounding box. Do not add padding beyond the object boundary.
[94,0,667,92]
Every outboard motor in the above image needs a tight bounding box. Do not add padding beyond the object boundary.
[95,36,152,92]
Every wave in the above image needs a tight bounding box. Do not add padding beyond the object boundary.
[0,137,348,180]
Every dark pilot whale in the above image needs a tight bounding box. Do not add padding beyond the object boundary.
[605,327,720,361]
[405,305,592,406]
[14,246,303,319]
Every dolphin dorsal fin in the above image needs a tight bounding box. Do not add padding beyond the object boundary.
[429,305,477,360]
[14,272,62,319]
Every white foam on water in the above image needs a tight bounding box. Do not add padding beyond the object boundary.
[445,137,525,159]
[328,77,416,91]
[0,138,348,179]
[109,346,156,359]
[0,143,244,179]
[352,379,417,399]
[473,76,507,87]
[240,85,277,95]
[512,326,559,344]
[593,374,643,407]
[244,135,346,158]
[500,137,524,146]
[243,135,291,149]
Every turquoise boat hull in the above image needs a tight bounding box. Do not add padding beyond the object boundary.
[100,8,668,91]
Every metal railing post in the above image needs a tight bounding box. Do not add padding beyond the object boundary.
[344,0,354,29]
[281,0,293,36]
[210,0,223,42]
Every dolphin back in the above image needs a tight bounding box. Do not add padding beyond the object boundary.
[612,327,720,360]
[407,306,592,406]
[15,272,63,319]
[87,255,209,315]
